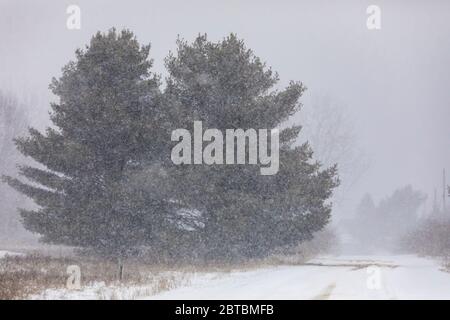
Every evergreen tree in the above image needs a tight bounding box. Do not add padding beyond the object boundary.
[349,186,426,252]
[165,34,339,260]
[3,30,340,264]
[377,185,426,244]
[356,194,376,219]
[3,30,170,267]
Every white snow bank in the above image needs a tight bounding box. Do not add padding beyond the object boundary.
[0,250,23,259]
[29,272,191,300]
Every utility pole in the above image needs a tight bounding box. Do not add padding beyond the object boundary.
[443,168,447,212]
[433,188,438,212]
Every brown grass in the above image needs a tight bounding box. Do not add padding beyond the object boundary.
[0,250,315,299]
[443,260,450,273]
[0,253,190,300]
[0,229,338,299]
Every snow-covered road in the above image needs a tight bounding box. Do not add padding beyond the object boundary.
[149,255,450,300]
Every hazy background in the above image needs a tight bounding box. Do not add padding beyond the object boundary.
[1,0,449,221]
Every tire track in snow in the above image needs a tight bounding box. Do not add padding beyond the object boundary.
[312,283,336,300]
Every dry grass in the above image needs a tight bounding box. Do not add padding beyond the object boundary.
[0,253,190,300]
[0,254,69,299]
[443,259,450,273]
[0,229,339,299]
[0,250,314,300]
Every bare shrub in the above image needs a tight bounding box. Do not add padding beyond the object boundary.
[261,228,340,266]
[401,217,450,257]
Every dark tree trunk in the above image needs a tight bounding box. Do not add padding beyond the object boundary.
[117,256,124,281]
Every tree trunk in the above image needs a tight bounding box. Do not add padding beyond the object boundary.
[117,256,124,281]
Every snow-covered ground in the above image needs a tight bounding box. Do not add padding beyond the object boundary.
[22,254,450,299]
[0,250,22,259]
[148,255,450,300]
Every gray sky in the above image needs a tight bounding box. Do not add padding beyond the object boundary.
[1,0,449,217]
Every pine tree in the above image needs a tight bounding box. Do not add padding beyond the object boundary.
[350,187,426,252]
[3,30,340,264]
[165,34,339,260]
[356,194,376,219]
[2,30,170,272]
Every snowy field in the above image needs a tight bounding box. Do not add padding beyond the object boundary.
[0,250,22,259]
[148,255,450,300]
[12,254,450,300]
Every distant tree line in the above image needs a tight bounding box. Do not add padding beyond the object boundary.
[401,191,450,257]
[345,185,426,253]
[345,185,450,257]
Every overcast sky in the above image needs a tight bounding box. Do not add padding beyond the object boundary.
[1,0,449,218]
